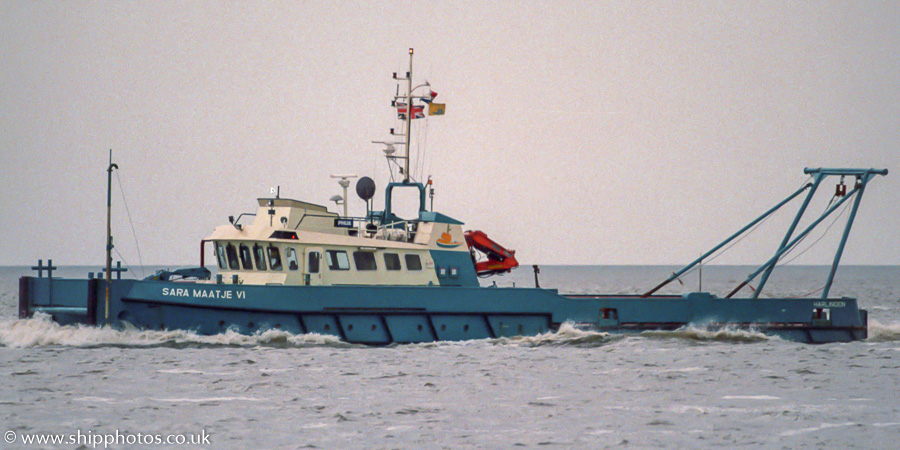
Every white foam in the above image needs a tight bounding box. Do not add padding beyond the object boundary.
[779,422,856,437]
[643,324,775,343]
[157,369,242,376]
[721,395,781,400]
[150,396,264,403]
[491,322,613,347]
[74,396,119,403]
[0,314,346,348]
[872,422,900,427]
[867,319,900,342]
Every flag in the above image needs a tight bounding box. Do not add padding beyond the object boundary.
[396,102,425,119]
[428,102,446,116]
[421,90,438,103]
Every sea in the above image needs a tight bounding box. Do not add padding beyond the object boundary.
[2,265,899,449]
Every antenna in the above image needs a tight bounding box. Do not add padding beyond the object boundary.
[330,174,358,217]
[428,175,434,211]
[403,48,413,182]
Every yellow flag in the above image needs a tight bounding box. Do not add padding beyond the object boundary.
[428,102,446,116]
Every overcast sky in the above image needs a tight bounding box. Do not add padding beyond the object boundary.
[2,1,899,268]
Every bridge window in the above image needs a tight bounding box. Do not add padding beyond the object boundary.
[286,247,299,271]
[239,244,253,270]
[226,244,240,270]
[405,254,422,271]
[215,243,227,269]
[267,246,283,271]
[308,251,320,273]
[253,244,267,271]
[384,253,401,271]
[353,251,377,271]
[326,250,350,271]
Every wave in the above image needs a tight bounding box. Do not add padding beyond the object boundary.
[488,322,620,347]
[866,319,900,342]
[0,314,349,349]
[638,324,775,343]
[488,322,772,347]
[0,317,797,349]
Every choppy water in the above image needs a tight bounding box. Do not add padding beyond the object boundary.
[2,265,899,448]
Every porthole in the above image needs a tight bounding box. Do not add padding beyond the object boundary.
[218,320,225,327]
[440,324,446,331]
[417,324,423,331]
[348,324,354,331]
[371,324,377,331]
[464,324,469,332]
[324,324,330,331]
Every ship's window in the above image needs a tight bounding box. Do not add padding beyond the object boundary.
[308,252,320,273]
[326,250,350,271]
[215,243,227,269]
[269,230,298,240]
[353,251,377,271]
[226,243,240,270]
[405,254,422,271]
[239,244,253,270]
[268,246,283,271]
[286,247,299,271]
[384,253,401,271]
[253,244,267,271]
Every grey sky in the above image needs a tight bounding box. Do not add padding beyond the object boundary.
[2,1,898,267]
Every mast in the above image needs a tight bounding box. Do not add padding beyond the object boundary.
[105,150,118,320]
[404,48,413,183]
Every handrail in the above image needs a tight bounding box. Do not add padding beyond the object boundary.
[375,219,417,242]
[288,213,420,243]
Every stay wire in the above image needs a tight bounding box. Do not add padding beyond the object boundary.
[112,247,137,280]
[418,117,429,181]
[774,191,841,266]
[676,176,812,284]
[115,171,145,278]
[780,195,851,266]
[679,212,773,281]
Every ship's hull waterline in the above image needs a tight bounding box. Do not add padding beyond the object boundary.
[19,277,867,344]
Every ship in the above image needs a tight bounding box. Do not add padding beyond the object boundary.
[18,49,886,344]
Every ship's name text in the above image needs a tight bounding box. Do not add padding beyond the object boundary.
[813,301,846,308]
[162,287,246,300]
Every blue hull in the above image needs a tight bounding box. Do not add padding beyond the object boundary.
[19,277,867,344]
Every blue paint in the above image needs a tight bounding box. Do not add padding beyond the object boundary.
[383,181,426,225]
[19,277,869,344]
[418,211,464,225]
[429,250,479,287]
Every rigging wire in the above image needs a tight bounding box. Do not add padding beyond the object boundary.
[112,247,138,280]
[797,285,826,298]
[780,195,851,266]
[417,115,430,181]
[674,176,814,287]
[115,171,145,278]
[414,119,422,181]
[752,191,850,297]
[772,191,842,266]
